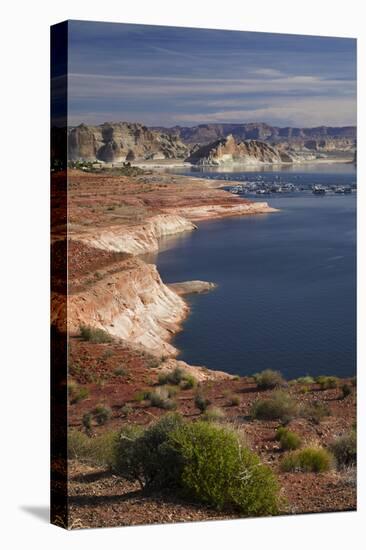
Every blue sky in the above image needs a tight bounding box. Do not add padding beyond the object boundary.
[67,20,356,127]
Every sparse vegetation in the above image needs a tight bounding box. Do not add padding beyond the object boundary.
[114,367,127,377]
[93,404,112,425]
[80,325,112,344]
[329,430,356,467]
[280,447,333,473]
[158,367,197,389]
[227,394,240,406]
[68,381,89,404]
[148,387,177,410]
[68,429,119,468]
[296,376,315,385]
[315,376,339,390]
[301,401,330,424]
[202,406,226,422]
[275,427,301,451]
[341,384,351,399]
[251,391,298,423]
[194,393,211,413]
[253,369,285,390]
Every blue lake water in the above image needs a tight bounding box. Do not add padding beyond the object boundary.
[155,164,356,379]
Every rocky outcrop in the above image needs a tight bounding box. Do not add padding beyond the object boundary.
[168,281,217,295]
[68,122,188,162]
[168,201,278,221]
[186,135,295,166]
[71,214,197,255]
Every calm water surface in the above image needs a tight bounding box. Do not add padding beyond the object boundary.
[155,165,356,379]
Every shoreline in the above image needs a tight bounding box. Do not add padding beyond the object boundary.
[63,169,278,378]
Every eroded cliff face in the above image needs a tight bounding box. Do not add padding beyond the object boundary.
[68,122,188,162]
[72,214,197,254]
[187,135,295,166]
[53,256,188,356]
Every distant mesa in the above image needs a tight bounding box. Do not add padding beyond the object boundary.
[67,121,189,163]
[62,121,356,164]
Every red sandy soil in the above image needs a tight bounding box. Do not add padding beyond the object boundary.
[66,338,356,528]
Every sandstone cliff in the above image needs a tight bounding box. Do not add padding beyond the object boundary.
[71,214,197,255]
[53,256,188,356]
[186,135,294,166]
[68,122,188,162]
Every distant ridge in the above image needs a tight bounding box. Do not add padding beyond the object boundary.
[151,122,356,146]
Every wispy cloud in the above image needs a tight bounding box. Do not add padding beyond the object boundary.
[67,21,356,127]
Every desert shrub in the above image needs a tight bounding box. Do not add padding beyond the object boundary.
[114,414,184,489]
[121,404,133,417]
[79,325,112,343]
[301,401,330,424]
[88,431,120,468]
[296,376,315,385]
[251,391,298,423]
[341,384,352,399]
[114,367,127,377]
[280,447,333,473]
[329,431,357,467]
[68,382,89,404]
[170,421,280,515]
[82,412,93,431]
[93,404,112,425]
[180,374,197,390]
[275,427,301,451]
[315,376,339,390]
[148,388,177,410]
[202,406,226,422]
[158,367,197,389]
[227,394,240,406]
[253,369,285,390]
[194,393,211,413]
[164,385,180,398]
[68,430,90,459]
[133,390,151,402]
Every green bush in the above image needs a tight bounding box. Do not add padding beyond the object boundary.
[253,369,285,390]
[301,401,330,424]
[69,382,89,404]
[341,384,352,399]
[275,427,301,450]
[114,414,184,489]
[79,325,112,343]
[315,376,339,390]
[114,367,127,377]
[158,367,197,389]
[202,406,226,422]
[194,393,211,413]
[68,430,90,459]
[82,412,92,431]
[180,374,197,390]
[170,421,280,515]
[329,431,356,467]
[296,376,315,385]
[251,391,298,423]
[280,447,333,473]
[93,404,112,425]
[148,388,177,410]
[68,429,119,467]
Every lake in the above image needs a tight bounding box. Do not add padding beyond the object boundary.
[156,164,356,379]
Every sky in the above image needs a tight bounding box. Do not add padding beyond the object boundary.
[66,20,357,128]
